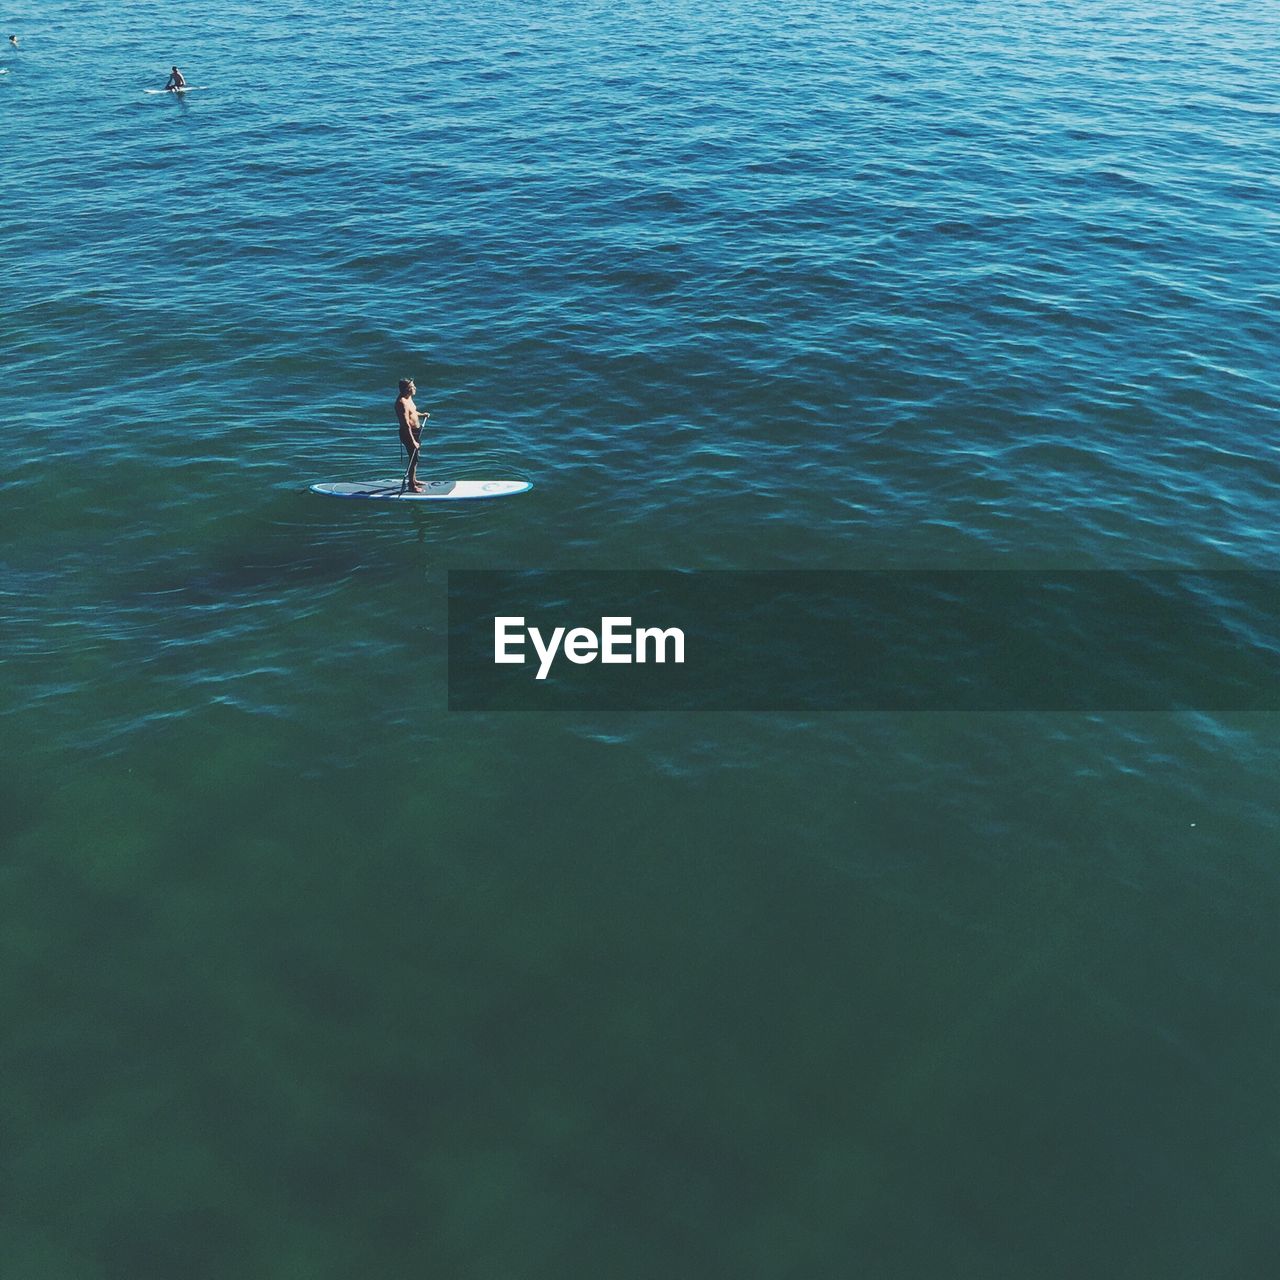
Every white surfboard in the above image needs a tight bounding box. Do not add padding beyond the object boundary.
[144,85,209,94]
[310,478,532,501]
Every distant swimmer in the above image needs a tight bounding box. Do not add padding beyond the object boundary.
[165,66,186,91]
[395,378,430,493]
[8,35,18,47]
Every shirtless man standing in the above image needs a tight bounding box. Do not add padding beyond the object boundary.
[395,378,429,493]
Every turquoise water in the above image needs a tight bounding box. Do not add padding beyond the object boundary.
[4,1,1279,1275]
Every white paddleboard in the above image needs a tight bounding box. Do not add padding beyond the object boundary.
[144,85,208,94]
[310,478,532,501]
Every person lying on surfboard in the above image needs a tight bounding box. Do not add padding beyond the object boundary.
[165,66,187,91]
[395,378,430,493]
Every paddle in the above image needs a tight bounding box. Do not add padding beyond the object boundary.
[399,443,422,496]
[397,410,429,495]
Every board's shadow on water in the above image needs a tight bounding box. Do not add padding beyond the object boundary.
[142,478,521,609]
[114,500,423,610]
[178,548,401,606]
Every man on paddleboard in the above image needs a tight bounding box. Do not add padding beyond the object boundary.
[165,66,187,91]
[395,378,430,493]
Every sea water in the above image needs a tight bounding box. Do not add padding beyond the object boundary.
[3,2,1279,1275]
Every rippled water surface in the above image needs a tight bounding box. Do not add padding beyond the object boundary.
[4,2,1279,1275]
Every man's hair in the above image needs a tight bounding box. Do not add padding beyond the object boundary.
[398,378,414,395]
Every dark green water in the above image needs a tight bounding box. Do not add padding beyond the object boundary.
[4,1,1279,1275]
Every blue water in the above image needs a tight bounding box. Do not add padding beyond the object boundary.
[3,2,1280,1276]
